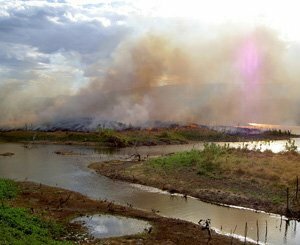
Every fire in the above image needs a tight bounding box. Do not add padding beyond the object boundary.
[248,123,281,129]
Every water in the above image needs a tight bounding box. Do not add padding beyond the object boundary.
[118,137,300,155]
[0,141,300,244]
[71,215,151,238]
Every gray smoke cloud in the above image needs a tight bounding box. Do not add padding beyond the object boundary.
[1,1,300,128]
[46,26,300,126]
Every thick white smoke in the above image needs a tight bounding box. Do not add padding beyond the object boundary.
[1,25,300,127]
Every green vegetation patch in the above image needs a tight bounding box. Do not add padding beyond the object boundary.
[0,206,68,245]
[0,179,19,200]
[148,143,229,177]
[0,178,69,244]
[144,142,300,206]
[98,128,130,147]
[176,128,227,141]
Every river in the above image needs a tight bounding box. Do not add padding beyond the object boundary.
[0,139,300,244]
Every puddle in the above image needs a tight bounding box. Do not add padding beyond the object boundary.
[71,214,151,239]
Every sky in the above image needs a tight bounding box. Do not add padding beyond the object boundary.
[1,0,300,127]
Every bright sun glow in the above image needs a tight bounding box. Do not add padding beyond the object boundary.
[131,0,300,41]
[65,0,300,41]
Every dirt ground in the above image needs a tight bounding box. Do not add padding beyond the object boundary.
[10,181,244,244]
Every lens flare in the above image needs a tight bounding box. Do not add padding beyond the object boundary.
[235,34,264,121]
[236,35,262,85]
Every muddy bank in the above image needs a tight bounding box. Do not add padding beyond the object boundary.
[89,157,300,219]
[11,181,243,244]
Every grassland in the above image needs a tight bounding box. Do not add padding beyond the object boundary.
[0,178,243,245]
[90,143,300,218]
[0,179,69,244]
[0,127,295,147]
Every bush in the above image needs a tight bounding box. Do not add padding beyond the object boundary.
[98,129,128,147]
[285,139,298,153]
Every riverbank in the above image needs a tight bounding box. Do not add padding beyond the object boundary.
[1,179,243,244]
[0,126,295,147]
[89,144,300,219]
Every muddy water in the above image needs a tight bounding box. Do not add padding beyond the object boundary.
[0,141,300,244]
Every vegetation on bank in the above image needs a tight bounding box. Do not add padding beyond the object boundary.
[0,179,18,202]
[91,141,300,217]
[0,180,241,245]
[0,127,295,147]
[147,142,300,214]
[0,179,69,244]
[148,143,228,177]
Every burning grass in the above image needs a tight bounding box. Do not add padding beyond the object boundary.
[0,126,295,147]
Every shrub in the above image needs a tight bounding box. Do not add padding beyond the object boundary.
[285,139,298,153]
[98,129,128,147]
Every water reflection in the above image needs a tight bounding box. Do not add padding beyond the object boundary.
[0,142,300,244]
[71,215,151,238]
[93,147,119,155]
[112,138,300,156]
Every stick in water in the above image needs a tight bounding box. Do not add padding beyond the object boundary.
[256,220,259,244]
[244,222,248,244]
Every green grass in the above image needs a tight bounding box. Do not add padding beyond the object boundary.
[0,206,68,245]
[176,129,227,141]
[149,143,228,177]
[0,178,69,244]
[144,143,300,207]
[0,179,19,201]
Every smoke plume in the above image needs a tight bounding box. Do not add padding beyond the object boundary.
[1,25,300,128]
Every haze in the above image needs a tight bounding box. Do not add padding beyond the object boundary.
[1,0,300,127]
